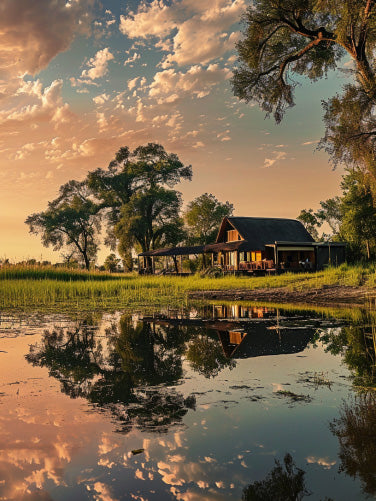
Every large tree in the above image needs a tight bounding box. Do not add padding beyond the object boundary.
[232,1,376,186]
[114,186,186,255]
[87,143,192,259]
[184,193,234,245]
[340,170,376,259]
[26,180,101,270]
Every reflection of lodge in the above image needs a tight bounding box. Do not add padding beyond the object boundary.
[144,304,316,361]
[138,217,346,275]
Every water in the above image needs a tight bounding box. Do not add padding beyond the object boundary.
[0,303,375,500]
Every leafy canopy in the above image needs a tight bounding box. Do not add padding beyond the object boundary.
[25,180,101,270]
[233,1,376,186]
[184,193,234,245]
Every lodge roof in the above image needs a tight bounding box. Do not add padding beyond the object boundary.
[217,217,314,249]
[138,245,205,257]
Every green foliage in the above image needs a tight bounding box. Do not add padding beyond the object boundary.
[115,186,186,253]
[184,193,234,244]
[25,180,101,270]
[186,335,236,378]
[104,253,121,273]
[0,262,375,310]
[297,208,321,240]
[340,170,376,259]
[233,1,376,189]
[87,143,191,259]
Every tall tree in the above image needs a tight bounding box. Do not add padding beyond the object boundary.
[340,170,376,259]
[87,143,192,257]
[297,208,322,240]
[232,1,376,185]
[26,180,101,270]
[114,187,186,255]
[184,193,234,245]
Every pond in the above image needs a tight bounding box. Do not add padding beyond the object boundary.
[1,303,376,500]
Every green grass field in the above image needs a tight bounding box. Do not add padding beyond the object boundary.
[0,263,375,310]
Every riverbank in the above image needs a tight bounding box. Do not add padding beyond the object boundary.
[188,284,373,308]
[0,263,375,310]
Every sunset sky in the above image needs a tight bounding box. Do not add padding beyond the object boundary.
[0,0,347,263]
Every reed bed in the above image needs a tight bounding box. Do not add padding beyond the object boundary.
[0,263,375,310]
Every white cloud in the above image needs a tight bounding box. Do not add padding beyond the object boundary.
[120,0,245,67]
[81,48,114,80]
[149,64,231,103]
[302,140,319,145]
[263,151,287,168]
[124,52,141,66]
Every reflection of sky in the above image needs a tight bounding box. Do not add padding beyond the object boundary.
[0,0,346,263]
[0,310,367,500]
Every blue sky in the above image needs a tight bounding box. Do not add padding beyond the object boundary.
[0,0,346,261]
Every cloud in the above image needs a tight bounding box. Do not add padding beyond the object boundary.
[0,79,73,128]
[149,64,231,103]
[302,140,319,145]
[262,151,287,168]
[81,48,114,80]
[124,53,141,66]
[0,0,93,79]
[120,0,245,67]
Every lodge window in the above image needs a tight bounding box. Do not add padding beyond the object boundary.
[251,251,262,261]
[227,230,242,242]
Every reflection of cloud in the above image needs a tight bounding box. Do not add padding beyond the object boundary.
[92,481,118,501]
[306,456,336,469]
[98,433,120,456]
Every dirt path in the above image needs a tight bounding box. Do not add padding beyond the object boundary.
[188,285,376,308]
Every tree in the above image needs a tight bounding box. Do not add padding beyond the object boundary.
[242,453,310,501]
[104,253,121,272]
[297,197,342,241]
[232,1,376,186]
[114,187,186,255]
[26,180,100,270]
[340,170,376,259]
[316,196,342,236]
[184,193,234,245]
[87,143,192,258]
[297,208,321,240]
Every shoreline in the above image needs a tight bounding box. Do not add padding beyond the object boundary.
[188,285,375,308]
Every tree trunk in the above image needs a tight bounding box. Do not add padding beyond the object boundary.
[366,239,371,259]
[83,252,90,270]
[172,255,178,273]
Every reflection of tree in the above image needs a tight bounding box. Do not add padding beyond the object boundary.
[185,334,236,378]
[331,393,376,497]
[320,314,376,388]
[242,453,311,501]
[26,315,195,433]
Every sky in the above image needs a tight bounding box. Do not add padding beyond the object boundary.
[0,0,347,263]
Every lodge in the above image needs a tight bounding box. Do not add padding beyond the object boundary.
[138,216,346,275]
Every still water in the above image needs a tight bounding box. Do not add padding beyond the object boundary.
[0,303,376,500]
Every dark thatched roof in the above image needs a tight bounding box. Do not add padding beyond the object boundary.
[217,217,314,250]
[139,245,204,257]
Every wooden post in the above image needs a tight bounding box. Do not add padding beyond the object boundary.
[274,244,278,269]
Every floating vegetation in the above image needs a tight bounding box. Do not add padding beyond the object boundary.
[276,390,312,403]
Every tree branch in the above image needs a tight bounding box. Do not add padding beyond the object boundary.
[278,39,320,85]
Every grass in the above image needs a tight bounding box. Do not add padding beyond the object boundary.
[0,262,376,311]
